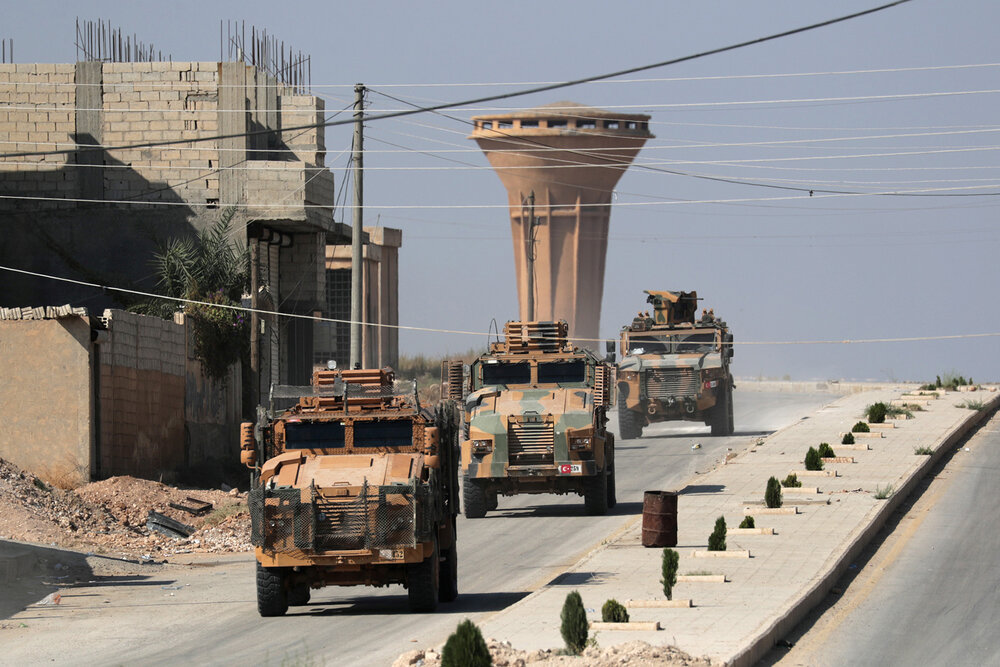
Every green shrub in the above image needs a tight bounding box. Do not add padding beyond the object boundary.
[601,599,629,623]
[841,432,855,445]
[782,473,802,488]
[739,516,755,529]
[661,548,679,601]
[818,442,835,458]
[866,402,888,424]
[707,516,727,551]
[874,484,894,500]
[914,446,934,455]
[765,476,782,508]
[560,591,588,655]
[442,619,492,667]
[805,447,824,471]
[958,399,986,411]
[851,421,870,433]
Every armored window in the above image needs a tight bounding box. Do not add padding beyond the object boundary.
[285,421,345,449]
[675,332,717,353]
[498,121,513,129]
[628,337,672,355]
[537,360,586,384]
[605,121,620,129]
[547,119,568,128]
[481,121,493,130]
[626,121,638,130]
[481,361,531,385]
[520,120,539,128]
[353,419,414,448]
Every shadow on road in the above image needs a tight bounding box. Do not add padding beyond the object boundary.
[297,591,529,616]
[0,541,94,620]
[678,484,727,495]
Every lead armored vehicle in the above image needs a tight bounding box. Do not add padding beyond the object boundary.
[241,367,459,615]
[461,320,616,517]
[616,290,734,439]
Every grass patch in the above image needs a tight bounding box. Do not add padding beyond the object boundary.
[874,484,895,500]
[914,446,934,455]
[203,502,246,527]
[884,404,913,419]
[957,399,986,411]
[682,570,718,576]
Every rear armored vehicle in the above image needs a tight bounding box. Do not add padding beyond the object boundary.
[616,290,734,439]
[460,321,616,517]
[241,367,460,615]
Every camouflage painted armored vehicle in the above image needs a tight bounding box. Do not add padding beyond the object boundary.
[616,290,734,439]
[241,367,460,616]
[460,321,616,518]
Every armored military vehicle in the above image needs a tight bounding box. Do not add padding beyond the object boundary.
[460,320,616,518]
[616,290,734,439]
[241,367,460,616]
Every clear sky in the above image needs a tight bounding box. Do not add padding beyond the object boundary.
[5,1,999,382]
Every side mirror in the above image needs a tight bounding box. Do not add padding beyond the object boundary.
[605,341,616,364]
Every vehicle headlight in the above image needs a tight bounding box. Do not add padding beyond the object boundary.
[472,439,493,454]
[569,436,592,451]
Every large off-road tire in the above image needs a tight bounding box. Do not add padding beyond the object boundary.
[583,469,609,516]
[439,543,458,603]
[605,435,617,509]
[287,582,311,607]
[618,408,643,440]
[256,562,289,617]
[407,538,440,613]
[463,475,488,519]
[710,385,734,437]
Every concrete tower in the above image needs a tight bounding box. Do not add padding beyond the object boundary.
[470,102,653,345]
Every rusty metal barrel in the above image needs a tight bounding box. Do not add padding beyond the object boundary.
[641,490,678,547]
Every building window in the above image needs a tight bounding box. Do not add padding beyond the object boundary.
[578,119,596,129]
[520,119,539,128]
[548,119,568,128]
[325,268,351,370]
[605,121,620,129]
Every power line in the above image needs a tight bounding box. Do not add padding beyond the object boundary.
[3,262,998,347]
[0,1,914,160]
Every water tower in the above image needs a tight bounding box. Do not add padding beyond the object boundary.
[470,102,652,345]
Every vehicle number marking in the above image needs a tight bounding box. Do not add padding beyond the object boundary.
[559,464,582,474]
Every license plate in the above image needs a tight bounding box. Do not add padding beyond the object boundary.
[558,464,582,474]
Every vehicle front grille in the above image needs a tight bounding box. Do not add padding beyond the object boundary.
[508,421,555,465]
[643,368,699,399]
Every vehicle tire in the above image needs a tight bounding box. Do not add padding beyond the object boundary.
[256,562,289,617]
[463,475,488,519]
[605,436,617,509]
[618,408,643,440]
[583,468,609,516]
[287,582,310,607]
[439,544,458,603]
[407,538,440,612]
[710,385,734,436]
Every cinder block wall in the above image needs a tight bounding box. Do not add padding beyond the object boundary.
[99,309,186,479]
[0,316,94,488]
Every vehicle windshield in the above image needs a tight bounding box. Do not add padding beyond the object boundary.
[627,336,672,355]
[285,421,345,449]
[537,360,586,384]
[353,419,413,448]
[481,361,531,385]
[675,332,717,353]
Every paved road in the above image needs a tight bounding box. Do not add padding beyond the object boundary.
[768,411,1000,667]
[5,390,833,667]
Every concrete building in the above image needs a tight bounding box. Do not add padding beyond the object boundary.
[0,60,348,394]
[470,102,652,345]
[319,226,401,371]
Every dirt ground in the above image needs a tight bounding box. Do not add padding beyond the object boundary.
[0,457,250,558]
[392,639,714,667]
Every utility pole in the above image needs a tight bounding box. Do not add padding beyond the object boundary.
[249,228,259,408]
[349,83,364,369]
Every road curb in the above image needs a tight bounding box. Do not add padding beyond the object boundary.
[726,393,1000,667]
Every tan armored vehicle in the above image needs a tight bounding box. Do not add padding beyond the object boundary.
[616,291,734,439]
[241,367,460,616]
[460,321,616,517]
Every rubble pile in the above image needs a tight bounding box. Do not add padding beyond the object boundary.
[0,458,251,557]
[393,639,713,667]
